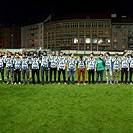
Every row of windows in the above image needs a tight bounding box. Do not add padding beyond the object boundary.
[44,45,110,51]
[44,21,111,30]
[43,37,133,46]
[44,37,110,45]
[113,25,133,29]
[46,30,110,37]
[113,31,133,36]
[26,23,133,31]
[26,31,133,38]
[28,25,43,30]
[26,28,133,38]
[44,31,133,37]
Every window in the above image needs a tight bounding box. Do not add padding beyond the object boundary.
[79,38,84,43]
[63,23,69,28]
[56,23,62,29]
[74,38,78,43]
[86,38,91,43]
[51,25,55,29]
[52,32,54,37]
[71,31,78,35]
[105,22,110,27]
[56,32,61,37]
[51,39,54,45]
[122,32,126,36]
[92,22,97,27]
[71,22,78,28]
[129,38,133,42]
[105,38,110,43]
[86,31,90,36]
[114,32,118,36]
[80,31,84,35]
[114,44,117,49]
[63,31,69,36]
[98,38,110,44]
[92,31,97,35]
[98,22,103,27]
[99,31,103,35]
[98,38,103,44]
[129,25,133,29]
[92,38,97,44]
[86,22,91,27]
[62,38,69,44]
[79,22,84,27]
[56,39,61,44]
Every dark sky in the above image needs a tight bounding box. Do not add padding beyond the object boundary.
[0,0,133,25]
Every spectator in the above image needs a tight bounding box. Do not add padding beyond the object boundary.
[49,51,58,84]
[5,51,14,85]
[77,55,86,85]
[66,53,76,84]
[21,52,30,85]
[41,51,49,85]
[104,52,113,85]
[13,52,22,85]
[112,53,121,84]
[31,52,41,85]
[57,51,66,84]
[129,52,133,85]
[120,52,129,84]
[86,52,96,84]
[95,54,105,84]
[0,51,5,83]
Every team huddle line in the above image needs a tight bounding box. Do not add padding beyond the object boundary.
[0,50,133,85]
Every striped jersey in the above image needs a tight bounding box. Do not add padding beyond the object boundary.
[104,56,112,70]
[5,57,14,68]
[129,57,133,68]
[49,55,58,68]
[0,56,4,68]
[31,57,40,69]
[112,57,121,69]
[22,57,29,69]
[86,57,96,70]
[77,58,86,68]
[120,56,129,68]
[41,55,49,68]
[66,57,76,69]
[57,56,66,69]
[13,57,22,69]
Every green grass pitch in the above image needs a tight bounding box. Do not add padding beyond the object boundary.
[0,68,133,133]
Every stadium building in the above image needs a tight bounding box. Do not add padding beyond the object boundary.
[21,13,133,51]
[43,13,112,51]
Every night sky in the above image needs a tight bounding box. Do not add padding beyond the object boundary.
[0,0,133,25]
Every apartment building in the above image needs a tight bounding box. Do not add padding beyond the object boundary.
[0,25,20,48]
[21,22,44,49]
[43,13,112,51]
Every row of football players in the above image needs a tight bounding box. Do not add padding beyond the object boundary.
[0,50,133,85]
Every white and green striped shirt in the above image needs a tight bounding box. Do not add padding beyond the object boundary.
[57,56,66,69]
[120,56,129,68]
[86,57,96,70]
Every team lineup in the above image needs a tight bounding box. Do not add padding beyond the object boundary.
[0,50,133,85]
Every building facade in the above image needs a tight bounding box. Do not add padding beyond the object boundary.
[43,13,112,51]
[20,13,133,51]
[0,25,21,48]
[21,22,44,49]
[112,21,133,50]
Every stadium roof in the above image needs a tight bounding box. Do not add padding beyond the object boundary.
[46,13,111,22]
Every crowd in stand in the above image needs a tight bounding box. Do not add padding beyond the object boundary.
[0,50,133,85]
